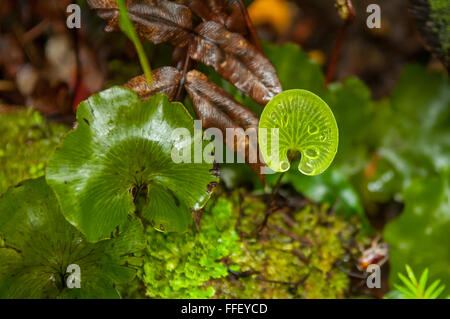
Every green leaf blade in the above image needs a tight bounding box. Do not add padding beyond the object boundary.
[47,88,218,242]
[398,272,418,296]
[429,285,446,299]
[0,178,145,299]
[405,265,418,285]
[419,268,429,294]
[424,280,442,299]
[259,89,339,175]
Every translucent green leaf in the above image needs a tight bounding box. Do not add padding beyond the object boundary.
[258,42,371,222]
[0,178,144,299]
[258,89,338,175]
[46,88,218,242]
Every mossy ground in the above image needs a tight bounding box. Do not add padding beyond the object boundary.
[136,187,368,299]
[0,109,68,195]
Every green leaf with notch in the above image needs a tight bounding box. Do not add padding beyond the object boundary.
[258,89,339,175]
[0,177,145,299]
[46,88,218,242]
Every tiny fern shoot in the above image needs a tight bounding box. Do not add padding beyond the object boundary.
[386,265,448,299]
[258,89,338,175]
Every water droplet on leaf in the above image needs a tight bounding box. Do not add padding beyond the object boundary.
[280,161,290,171]
[304,147,319,159]
[308,124,319,135]
[300,162,315,174]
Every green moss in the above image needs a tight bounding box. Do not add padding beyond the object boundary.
[429,0,450,55]
[212,195,362,299]
[0,109,68,195]
[140,198,241,298]
[140,188,366,299]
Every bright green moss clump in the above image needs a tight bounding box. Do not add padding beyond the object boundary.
[140,198,241,298]
[140,189,365,299]
[0,109,68,195]
[212,193,358,299]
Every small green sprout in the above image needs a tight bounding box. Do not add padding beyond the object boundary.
[388,265,447,299]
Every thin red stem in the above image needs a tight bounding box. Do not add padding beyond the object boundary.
[325,0,355,85]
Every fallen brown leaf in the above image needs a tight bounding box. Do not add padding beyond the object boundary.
[124,66,183,101]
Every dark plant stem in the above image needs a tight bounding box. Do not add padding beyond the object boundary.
[253,150,296,236]
[256,274,309,287]
[193,207,204,230]
[270,224,312,245]
[71,27,82,109]
[227,267,259,279]
[337,265,367,279]
[271,149,297,197]
[252,173,284,236]
[325,0,355,85]
[271,171,286,197]
[175,40,192,101]
[236,0,263,52]
[235,192,246,236]
[22,19,49,42]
